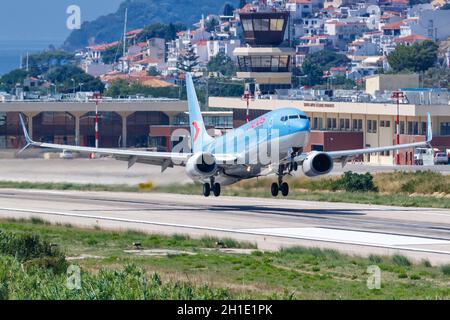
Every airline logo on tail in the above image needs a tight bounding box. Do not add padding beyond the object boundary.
[192,121,200,142]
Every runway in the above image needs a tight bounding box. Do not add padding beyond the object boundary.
[1,189,450,264]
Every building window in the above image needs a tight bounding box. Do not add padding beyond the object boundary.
[367,120,377,133]
[380,120,385,127]
[441,122,450,136]
[270,19,284,31]
[327,118,337,130]
[421,122,427,135]
[340,118,350,130]
[253,19,270,31]
[242,19,253,32]
[353,119,362,131]
[400,121,405,134]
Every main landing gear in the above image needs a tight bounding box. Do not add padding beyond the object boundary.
[271,158,299,197]
[203,177,221,197]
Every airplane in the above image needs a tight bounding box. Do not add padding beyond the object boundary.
[19,73,433,198]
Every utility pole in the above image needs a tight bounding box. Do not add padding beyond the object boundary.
[122,8,128,73]
[93,92,102,154]
[392,91,404,166]
[242,84,253,123]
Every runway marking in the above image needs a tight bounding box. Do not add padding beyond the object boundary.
[238,228,450,246]
[1,206,450,256]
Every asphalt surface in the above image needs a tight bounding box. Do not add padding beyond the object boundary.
[1,189,450,265]
[0,159,448,186]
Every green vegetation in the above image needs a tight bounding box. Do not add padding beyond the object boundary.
[0,69,28,92]
[207,52,238,78]
[340,172,378,192]
[101,44,124,64]
[0,220,449,299]
[293,51,352,88]
[0,171,448,208]
[63,0,240,51]
[46,65,105,93]
[223,3,235,16]
[136,23,187,43]
[387,40,438,73]
[26,50,75,77]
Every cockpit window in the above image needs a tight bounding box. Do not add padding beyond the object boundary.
[281,116,288,122]
[300,115,308,119]
[289,115,299,119]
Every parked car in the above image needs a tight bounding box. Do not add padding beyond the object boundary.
[434,152,448,165]
[59,150,74,160]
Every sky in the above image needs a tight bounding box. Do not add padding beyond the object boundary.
[0,0,124,42]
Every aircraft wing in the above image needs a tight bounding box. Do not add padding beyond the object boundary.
[292,113,433,167]
[18,114,191,171]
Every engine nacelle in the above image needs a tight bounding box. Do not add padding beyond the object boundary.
[185,152,218,180]
[302,151,334,177]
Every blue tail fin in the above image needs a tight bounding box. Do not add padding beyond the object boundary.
[186,73,214,153]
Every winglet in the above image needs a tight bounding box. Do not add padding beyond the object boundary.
[17,114,33,155]
[427,112,432,143]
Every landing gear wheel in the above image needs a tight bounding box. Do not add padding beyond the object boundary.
[280,182,289,197]
[213,183,221,197]
[271,183,279,197]
[203,183,211,197]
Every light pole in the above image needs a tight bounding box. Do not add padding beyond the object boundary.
[93,92,102,151]
[391,91,404,166]
[79,82,84,92]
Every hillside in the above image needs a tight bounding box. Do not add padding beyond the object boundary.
[63,0,239,51]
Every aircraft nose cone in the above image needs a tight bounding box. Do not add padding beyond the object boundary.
[293,120,309,132]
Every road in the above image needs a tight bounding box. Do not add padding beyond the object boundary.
[0,189,450,265]
[0,159,448,186]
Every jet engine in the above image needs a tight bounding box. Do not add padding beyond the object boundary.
[185,152,218,180]
[302,151,334,177]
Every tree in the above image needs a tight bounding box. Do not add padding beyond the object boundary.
[239,0,247,9]
[304,51,350,71]
[148,67,161,76]
[177,42,199,73]
[0,69,28,92]
[46,65,105,93]
[101,44,123,64]
[441,3,450,10]
[205,18,219,33]
[300,59,324,86]
[207,52,237,77]
[223,3,235,16]
[26,50,75,76]
[387,40,438,73]
[136,23,186,42]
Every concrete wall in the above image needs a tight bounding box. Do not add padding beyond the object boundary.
[365,74,420,95]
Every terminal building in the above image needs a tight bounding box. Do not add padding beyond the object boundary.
[0,99,232,152]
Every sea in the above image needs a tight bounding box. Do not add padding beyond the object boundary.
[0,39,63,75]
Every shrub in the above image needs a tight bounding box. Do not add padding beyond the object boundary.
[441,264,450,275]
[0,230,67,273]
[369,255,383,264]
[392,255,411,267]
[340,172,378,192]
